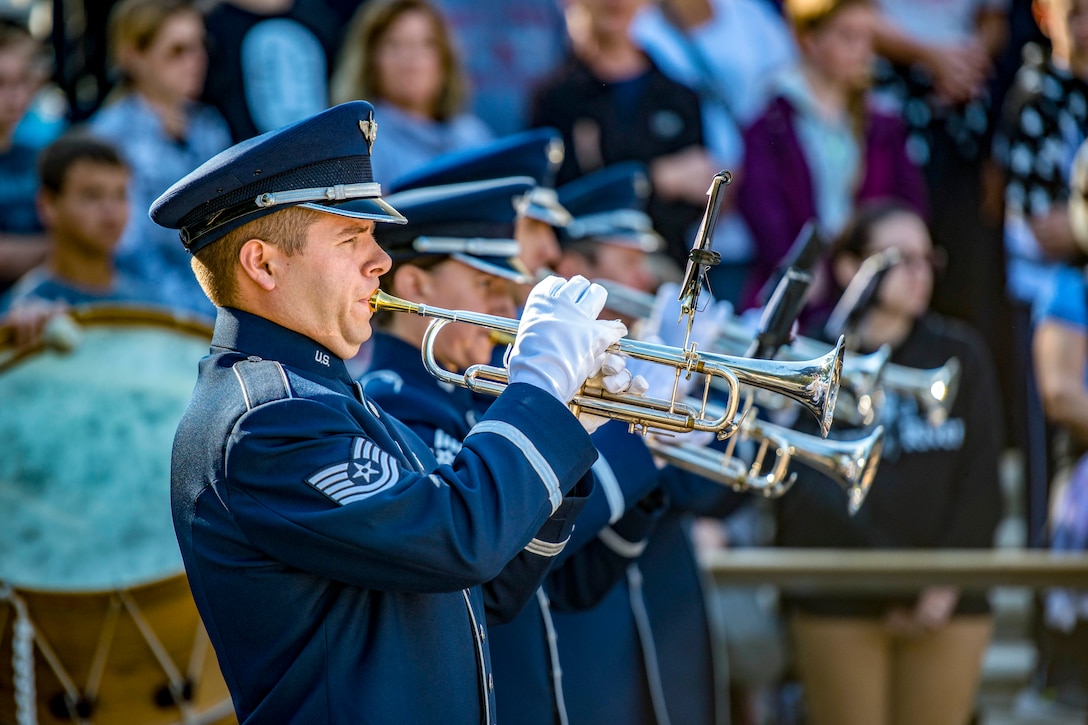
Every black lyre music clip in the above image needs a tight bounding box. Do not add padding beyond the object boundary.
[677,170,731,337]
[823,246,903,344]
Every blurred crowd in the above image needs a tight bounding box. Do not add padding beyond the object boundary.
[3,0,1088,723]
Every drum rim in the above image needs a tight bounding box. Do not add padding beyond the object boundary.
[0,302,214,375]
[65,303,215,338]
[0,571,190,596]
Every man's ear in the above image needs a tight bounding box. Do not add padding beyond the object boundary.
[391,264,431,302]
[832,252,862,290]
[238,239,278,291]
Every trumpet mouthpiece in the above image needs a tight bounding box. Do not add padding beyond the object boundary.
[370,289,421,316]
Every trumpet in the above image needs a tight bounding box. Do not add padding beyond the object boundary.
[598,280,867,428]
[647,408,884,515]
[370,290,844,438]
[710,318,891,426]
[596,279,957,427]
[787,335,960,425]
[881,356,960,426]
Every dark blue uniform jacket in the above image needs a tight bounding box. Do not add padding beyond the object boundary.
[171,310,598,724]
[364,333,666,724]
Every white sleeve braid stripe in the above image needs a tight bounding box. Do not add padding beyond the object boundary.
[591,455,625,524]
[597,526,648,559]
[467,420,562,513]
[524,536,570,557]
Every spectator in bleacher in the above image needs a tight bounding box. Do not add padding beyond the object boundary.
[735,0,928,314]
[88,0,230,319]
[330,0,493,186]
[630,0,797,306]
[529,0,719,276]
[0,133,161,314]
[870,0,1012,470]
[993,0,1088,550]
[1013,132,1088,721]
[0,19,48,296]
[200,0,342,143]
[433,0,569,137]
[779,199,1003,725]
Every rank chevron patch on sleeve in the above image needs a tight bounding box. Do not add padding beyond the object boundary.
[306,437,401,504]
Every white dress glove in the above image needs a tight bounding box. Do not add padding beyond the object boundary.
[579,351,648,434]
[508,275,629,409]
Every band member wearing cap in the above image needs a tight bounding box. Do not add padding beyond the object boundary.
[545,161,745,725]
[360,174,670,723]
[389,127,573,292]
[149,101,632,724]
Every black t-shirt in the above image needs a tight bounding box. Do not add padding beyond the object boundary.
[201,0,343,143]
[529,54,706,268]
[776,314,1005,616]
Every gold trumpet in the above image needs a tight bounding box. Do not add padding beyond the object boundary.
[370,290,844,438]
[647,409,884,515]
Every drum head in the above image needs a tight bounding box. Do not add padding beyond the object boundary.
[0,305,212,591]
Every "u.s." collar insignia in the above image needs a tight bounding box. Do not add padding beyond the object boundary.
[359,116,378,153]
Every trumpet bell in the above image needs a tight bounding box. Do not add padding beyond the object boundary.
[646,400,883,514]
[880,357,960,426]
[705,337,845,437]
[747,417,884,515]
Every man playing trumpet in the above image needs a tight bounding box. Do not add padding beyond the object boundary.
[149,101,638,724]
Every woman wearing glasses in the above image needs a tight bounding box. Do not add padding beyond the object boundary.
[777,199,1004,725]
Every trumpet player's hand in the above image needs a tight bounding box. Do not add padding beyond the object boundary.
[580,351,648,434]
[509,275,628,417]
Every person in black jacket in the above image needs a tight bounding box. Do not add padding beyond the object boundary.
[528,0,719,270]
[777,199,1005,725]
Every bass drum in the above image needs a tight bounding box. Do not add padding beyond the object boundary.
[0,305,235,725]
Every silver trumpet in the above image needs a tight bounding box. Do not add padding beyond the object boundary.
[711,320,891,427]
[788,335,960,425]
[880,356,960,426]
[370,290,843,438]
[647,407,884,515]
[597,279,957,427]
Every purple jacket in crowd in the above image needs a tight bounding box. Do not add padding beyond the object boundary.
[736,95,929,311]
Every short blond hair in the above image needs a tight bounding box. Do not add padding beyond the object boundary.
[190,207,324,307]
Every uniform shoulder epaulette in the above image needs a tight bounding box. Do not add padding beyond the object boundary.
[232,357,292,410]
